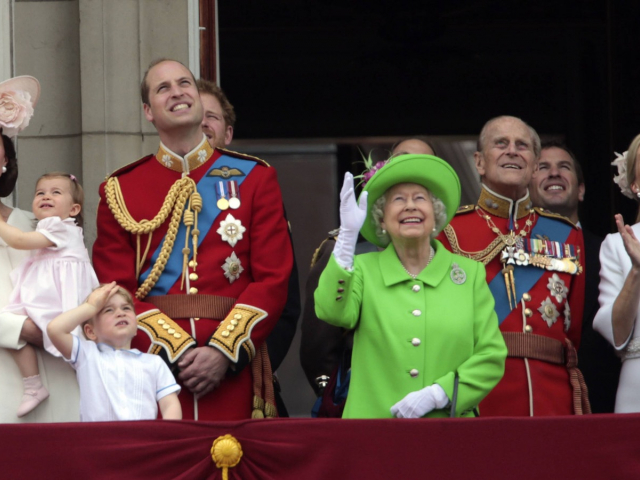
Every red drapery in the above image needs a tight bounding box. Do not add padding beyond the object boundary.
[1,415,637,479]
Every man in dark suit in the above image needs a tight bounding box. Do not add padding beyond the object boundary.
[530,140,620,413]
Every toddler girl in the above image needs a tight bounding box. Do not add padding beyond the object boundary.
[0,172,98,416]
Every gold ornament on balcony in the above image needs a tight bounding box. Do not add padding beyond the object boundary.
[211,434,243,480]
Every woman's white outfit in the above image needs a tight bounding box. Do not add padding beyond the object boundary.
[593,225,637,413]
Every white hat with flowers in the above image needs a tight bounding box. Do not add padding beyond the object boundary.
[611,151,635,199]
[0,76,40,137]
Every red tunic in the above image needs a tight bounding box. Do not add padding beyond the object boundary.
[437,187,585,416]
[93,138,293,420]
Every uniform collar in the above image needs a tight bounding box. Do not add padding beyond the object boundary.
[155,135,214,174]
[477,184,532,220]
[380,240,451,288]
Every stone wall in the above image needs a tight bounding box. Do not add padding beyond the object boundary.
[7,0,192,247]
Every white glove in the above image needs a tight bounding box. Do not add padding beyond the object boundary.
[390,383,449,419]
[333,172,368,269]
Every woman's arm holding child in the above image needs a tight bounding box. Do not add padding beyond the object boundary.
[158,393,182,420]
[0,217,54,250]
[47,282,119,359]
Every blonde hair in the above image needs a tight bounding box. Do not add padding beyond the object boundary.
[624,133,640,222]
[626,134,640,196]
[35,172,84,227]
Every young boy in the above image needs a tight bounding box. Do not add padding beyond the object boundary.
[47,282,181,421]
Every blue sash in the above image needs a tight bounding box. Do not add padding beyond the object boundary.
[139,155,257,296]
[488,215,573,324]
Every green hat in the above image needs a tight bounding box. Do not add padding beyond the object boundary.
[359,154,461,247]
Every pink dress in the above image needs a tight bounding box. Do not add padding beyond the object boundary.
[3,216,99,357]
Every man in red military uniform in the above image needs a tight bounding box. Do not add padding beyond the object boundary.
[92,59,293,420]
[438,116,588,416]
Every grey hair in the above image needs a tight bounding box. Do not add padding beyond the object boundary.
[371,187,447,247]
[477,115,541,159]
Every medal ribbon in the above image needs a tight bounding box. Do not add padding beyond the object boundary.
[525,238,575,258]
[139,155,256,296]
[489,215,573,324]
[217,181,227,203]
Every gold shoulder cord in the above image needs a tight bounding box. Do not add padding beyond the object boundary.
[443,224,505,265]
[104,176,202,300]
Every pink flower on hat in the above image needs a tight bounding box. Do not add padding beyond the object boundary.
[360,160,390,187]
[0,89,35,137]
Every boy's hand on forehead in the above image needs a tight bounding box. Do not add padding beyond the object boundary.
[86,281,120,311]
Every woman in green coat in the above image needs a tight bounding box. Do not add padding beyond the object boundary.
[314,154,507,418]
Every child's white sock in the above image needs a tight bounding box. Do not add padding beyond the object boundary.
[17,374,49,418]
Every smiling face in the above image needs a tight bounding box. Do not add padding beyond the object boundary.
[32,177,81,221]
[474,117,537,200]
[201,92,233,148]
[530,146,584,222]
[84,293,137,349]
[380,183,435,246]
[143,60,203,135]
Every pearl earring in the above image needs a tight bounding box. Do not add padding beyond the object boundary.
[432,226,437,232]
[382,229,386,235]
[1,166,6,174]
[637,192,640,199]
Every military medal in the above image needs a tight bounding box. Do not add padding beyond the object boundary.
[477,208,534,311]
[547,273,568,302]
[563,303,571,332]
[222,252,244,283]
[500,246,517,310]
[217,213,246,247]
[528,238,582,274]
[216,181,229,210]
[228,180,241,209]
[472,204,582,314]
[538,297,559,327]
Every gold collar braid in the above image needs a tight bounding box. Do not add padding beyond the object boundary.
[104,176,202,300]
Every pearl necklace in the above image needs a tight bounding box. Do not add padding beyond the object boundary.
[401,246,435,279]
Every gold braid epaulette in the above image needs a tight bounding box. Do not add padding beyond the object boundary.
[310,229,340,268]
[217,147,271,167]
[533,207,579,229]
[104,176,196,300]
[443,224,506,265]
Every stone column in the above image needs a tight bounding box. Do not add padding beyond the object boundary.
[13,0,83,213]
[79,0,191,248]
[8,0,195,249]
